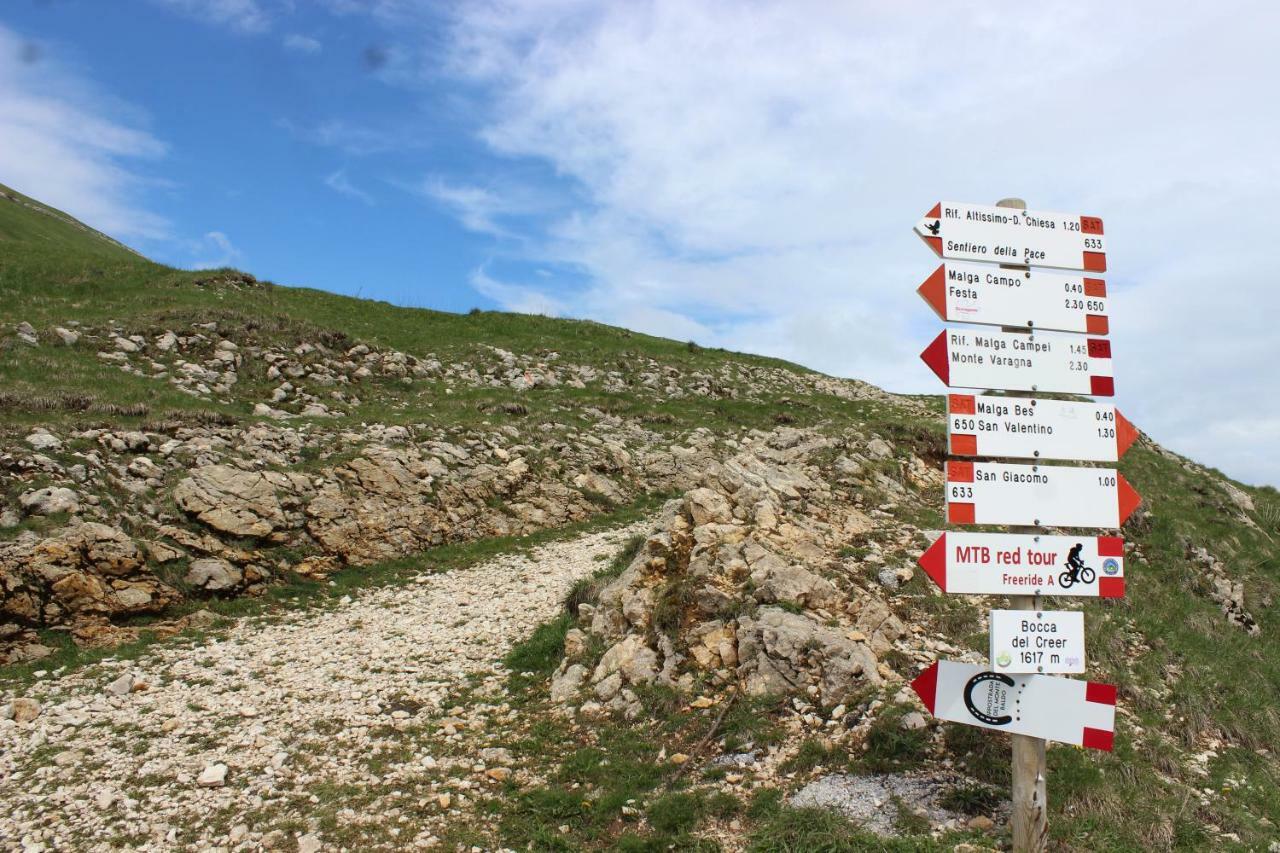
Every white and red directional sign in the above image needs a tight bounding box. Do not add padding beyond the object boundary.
[917,262,1110,334]
[915,202,1106,272]
[918,532,1126,598]
[946,461,1141,529]
[947,394,1137,463]
[990,610,1086,674]
[911,660,1116,750]
[920,328,1115,396]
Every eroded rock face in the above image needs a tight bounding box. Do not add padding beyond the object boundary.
[0,522,179,647]
[173,465,311,539]
[184,558,243,592]
[558,429,906,710]
[736,607,881,704]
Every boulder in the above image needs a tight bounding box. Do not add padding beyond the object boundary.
[686,487,732,526]
[24,430,62,452]
[173,465,307,538]
[736,607,880,705]
[751,561,839,610]
[19,487,79,516]
[184,558,243,592]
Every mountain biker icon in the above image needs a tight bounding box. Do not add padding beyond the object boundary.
[1059,543,1096,589]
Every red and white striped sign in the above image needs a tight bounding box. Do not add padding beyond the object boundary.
[920,329,1115,396]
[947,394,1137,462]
[918,532,1126,598]
[911,660,1116,750]
[946,460,1141,528]
[917,262,1110,334]
[915,202,1106,272]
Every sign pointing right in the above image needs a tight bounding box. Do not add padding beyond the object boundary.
[947,394,1138,462]
[947,460,1142,528]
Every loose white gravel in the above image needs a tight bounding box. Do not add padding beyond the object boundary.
[0,520,651,852]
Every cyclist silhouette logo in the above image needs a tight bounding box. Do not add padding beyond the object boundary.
[1059,543,1096,589]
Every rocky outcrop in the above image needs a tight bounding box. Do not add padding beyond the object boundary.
[551,429,913,712]
[1,522,181,661]
[173,465,312,540]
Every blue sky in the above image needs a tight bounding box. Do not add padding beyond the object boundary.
[3,1,1280,487]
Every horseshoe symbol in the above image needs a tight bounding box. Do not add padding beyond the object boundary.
[963,671,1015,726]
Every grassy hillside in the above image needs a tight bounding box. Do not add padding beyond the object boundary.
[1,184,1277,851]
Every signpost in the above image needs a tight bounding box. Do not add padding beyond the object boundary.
[989,609,1086,674]
[917,262,1110,334]
[920,328,1115,396]
[946,460,1141,528]
[915,202,1106,272]
[947,394,1137,462]
[917,532,1126,598]
[910,196,1135,851]
[910,660,1116,751]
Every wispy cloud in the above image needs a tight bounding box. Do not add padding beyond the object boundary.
[188,230,244,269]
[429,0,1280,485]
[283,33,322,54]
[417,178,519,237]
[278,118,410,156]
[0,24,169,241]
[323,169,374,205]
[149,0,273,34]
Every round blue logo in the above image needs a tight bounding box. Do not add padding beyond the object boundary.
[1102,558,1120,576]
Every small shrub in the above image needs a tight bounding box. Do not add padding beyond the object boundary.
[939,782,1002,816]
[647,791,702,833]
[859,705,930,772]
[504,613,571,675]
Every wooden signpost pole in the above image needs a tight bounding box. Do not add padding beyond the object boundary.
[995,197,1050,853]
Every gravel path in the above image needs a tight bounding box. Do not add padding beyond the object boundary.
[1,520,652,852]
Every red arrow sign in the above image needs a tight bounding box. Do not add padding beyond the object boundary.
[911,660,1117,750]
[917,262,1111,335]
[918,532,1125,597]
[916,202,1107,272]
[947,461,1141,528]
[947,394,1138,462]
[920,329,1115,396]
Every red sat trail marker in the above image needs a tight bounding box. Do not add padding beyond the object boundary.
[910,660,1117,751]
[918,532,1126,598]
[915,202,1106,272]
[920,328,1115,396]
[946,460,1142,529]
[917,261,1110,334]
[947,394,1137,462]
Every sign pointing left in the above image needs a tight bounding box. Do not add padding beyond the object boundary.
[920,328,1115,397]
[915,202,1107,272]
[917,262,1110,335]
[911,660,1116,750]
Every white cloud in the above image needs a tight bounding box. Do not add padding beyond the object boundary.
[0,25,170,240]
[283,33,322,54]
[417,177,531,237]
[323,169,375,205]
[279,118,408,156]
[150,0,273,34]
[188,230,245,269]
[431,0,1280,486]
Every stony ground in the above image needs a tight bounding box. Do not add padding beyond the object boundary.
[1,519,652,853]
